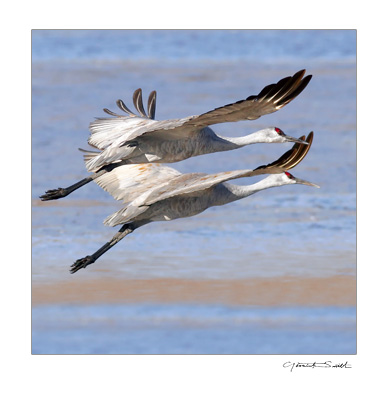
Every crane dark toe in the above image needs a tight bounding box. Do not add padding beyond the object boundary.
[40,188,68,201]
[70,255,95,274]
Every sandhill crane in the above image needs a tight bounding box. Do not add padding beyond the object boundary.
[40,69,311,201]
[70,132,317,274]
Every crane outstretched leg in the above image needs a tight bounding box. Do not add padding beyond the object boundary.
[40,164,119,201]
[40,176,94,200]
[70,222,138,274]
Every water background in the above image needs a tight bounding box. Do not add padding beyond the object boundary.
[32,29,356,354]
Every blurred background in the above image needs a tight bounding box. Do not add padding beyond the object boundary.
[32,29,356,354]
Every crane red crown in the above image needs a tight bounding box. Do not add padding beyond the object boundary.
[285,171,295,179]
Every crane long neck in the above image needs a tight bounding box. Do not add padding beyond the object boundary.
[196,127,274,156]
[216,132,265,149]
[220,177,282,205]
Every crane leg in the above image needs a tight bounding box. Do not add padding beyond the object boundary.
[39,163,123,201]
[39,164,117,201]
[40,176,94,200]
[69,222,137,274]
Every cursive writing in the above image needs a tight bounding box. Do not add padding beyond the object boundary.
[283,361,352,372]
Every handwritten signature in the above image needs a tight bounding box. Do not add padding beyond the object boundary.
[283,361,352,372]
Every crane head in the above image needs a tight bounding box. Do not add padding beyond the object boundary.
[274,127,309,145]
[284,171,320,187]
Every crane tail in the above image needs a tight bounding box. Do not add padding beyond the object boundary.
[78,148,101,163]
[103,205,149,227]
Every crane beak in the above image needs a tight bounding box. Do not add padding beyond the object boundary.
[294,177,320,188]
[285,135,310,145]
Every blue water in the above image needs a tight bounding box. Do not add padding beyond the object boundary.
[32,30,356,354]
[32,29,356,63]
[32,304,355,354]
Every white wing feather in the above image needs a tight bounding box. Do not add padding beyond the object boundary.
[86,116,199,172]
[88,117,157,150]
[88,116,197,150]
[94,163,181,204]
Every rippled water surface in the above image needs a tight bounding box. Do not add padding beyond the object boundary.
[32,30,356,354]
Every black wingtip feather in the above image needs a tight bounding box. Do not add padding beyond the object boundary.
[133,88,147,117]
[103,108,122,117]
[252,130,314,172]
[255,83,280,100]
[116,99,136,116]
[279,74,312,106]
[147,90,157,119]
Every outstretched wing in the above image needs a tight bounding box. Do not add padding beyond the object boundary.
[182,70,312,128]
[88,70,311,151]
[142,132,313,205]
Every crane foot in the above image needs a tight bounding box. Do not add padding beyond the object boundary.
[40,188,68,201]
[70,255,95,274]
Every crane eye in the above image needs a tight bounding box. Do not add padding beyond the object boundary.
[275,127,285,136]
[285,171,295,179]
